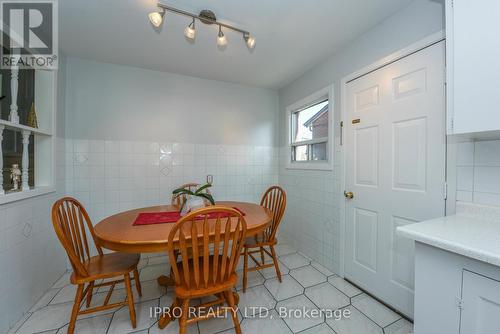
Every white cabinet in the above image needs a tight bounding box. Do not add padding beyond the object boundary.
[413,243,500,334]
[446,0,500,137]
[461,270,500,333]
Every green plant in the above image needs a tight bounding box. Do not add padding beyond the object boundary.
[172,183,215,210]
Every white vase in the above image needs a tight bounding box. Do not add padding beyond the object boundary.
[180,195,206,216]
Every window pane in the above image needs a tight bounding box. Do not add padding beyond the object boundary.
[311,142,327,161]
[293,100,328,143]
[293,145,308,161]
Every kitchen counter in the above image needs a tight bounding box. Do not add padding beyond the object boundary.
[397,202,500,266]
[398,202,500,334]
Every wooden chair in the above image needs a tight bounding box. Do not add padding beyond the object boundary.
[51,197,142,334]
[171,183,211,208]
[242,186,286,292]
[158,206,247,334]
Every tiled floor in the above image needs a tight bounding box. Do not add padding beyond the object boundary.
[8,244,413,334]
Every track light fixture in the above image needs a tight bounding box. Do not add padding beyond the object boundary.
[217,25,227,47]
[184,18,196,40]
[148,3,255,50]
[148,9,165,28]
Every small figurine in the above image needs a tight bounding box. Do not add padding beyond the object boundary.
[10,164,21,191]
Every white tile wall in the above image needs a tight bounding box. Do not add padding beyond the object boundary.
[65,139,279,225]
[456,140,500,206]
[0,138,67,334]
[278,142,342,274]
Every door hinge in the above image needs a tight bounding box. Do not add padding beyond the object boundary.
[443,182,448,200]
[457,297,463,310]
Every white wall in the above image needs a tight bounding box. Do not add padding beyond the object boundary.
[62,57,280,229]
[456,140,500,206]
[277,0,445,273]
[0,57,68,333]
[65,58,279,146]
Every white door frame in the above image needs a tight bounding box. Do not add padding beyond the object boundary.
[339,30,448,278]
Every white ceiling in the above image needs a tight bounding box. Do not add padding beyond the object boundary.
[59,0,412,89]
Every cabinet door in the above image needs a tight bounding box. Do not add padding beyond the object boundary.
[460,270,500,333]
[447,0,500,135]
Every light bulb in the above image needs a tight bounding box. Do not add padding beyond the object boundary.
[184,20,196,40]
[148,11,164,28]
[245,35,256,49]
[217,27,227,47]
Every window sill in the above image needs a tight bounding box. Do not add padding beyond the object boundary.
[286,162,333,171]
[0,186,56,205]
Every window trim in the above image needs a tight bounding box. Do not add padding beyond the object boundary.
[286,85,334,170]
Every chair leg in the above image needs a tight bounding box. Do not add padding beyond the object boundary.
[85,281,94,308]
[243,247,249,293]
[133,269,142,297]
[260,247,265,264]
[124,273,137,328]
[179,298,190,334]
[224,290,241,334]
[270,245,282,283]
[158,297,179,329]
[68,284,84,334]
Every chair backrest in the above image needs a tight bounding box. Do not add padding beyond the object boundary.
[51,197,102,278]
[260,186,287,242]
[171,183,211,207]
[167,206,247,290]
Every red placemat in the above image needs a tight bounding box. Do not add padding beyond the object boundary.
[133,207,245,226]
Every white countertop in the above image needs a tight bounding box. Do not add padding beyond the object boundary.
[397,202,500,267]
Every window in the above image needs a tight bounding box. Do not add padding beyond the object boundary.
[286,85,333,170]
[0,66,56,204]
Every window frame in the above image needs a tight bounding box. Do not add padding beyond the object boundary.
[286,85,334,170]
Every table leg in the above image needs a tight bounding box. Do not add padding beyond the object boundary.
[157,274,175,287]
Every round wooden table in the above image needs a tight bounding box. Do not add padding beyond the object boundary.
[94,201,271,328]
[94,201,272,253]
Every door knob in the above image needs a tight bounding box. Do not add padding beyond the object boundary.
[344,191,354,199]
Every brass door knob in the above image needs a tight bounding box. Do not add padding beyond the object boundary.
[344,191,354,199]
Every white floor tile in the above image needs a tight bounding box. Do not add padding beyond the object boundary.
[299,323,336,334]
[107,299,159,334]
[16,303,73,334]
[274,244,296,256]
[264,275,303,301]
[326,306,383,334]
[139,263,170,282]
[148,255,169,266]
[276,294,323,333]
[198,310,242,334]
[238,285,276,317]
[279,253,310,269]
[311,262,335,276]
[327,276,362,298]
[289,266,326,287]
[384,318,413,334]
[258,260,290,279]
[52,272,71,289]
[149,319,199,334]
[50,285,77,305]
[218,310,291,334]
[30,288,60,312]
[236,270,265,290]
[305,283,350,310]
[56,314,112,334]
[351,294,400,328]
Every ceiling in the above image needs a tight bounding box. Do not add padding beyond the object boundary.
[59,0,413,89]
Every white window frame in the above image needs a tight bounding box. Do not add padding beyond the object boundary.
[0,68,57,205]
[286,85,334,170]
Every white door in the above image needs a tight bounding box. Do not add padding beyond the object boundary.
[344,41,446,318]
[461,270,500,333]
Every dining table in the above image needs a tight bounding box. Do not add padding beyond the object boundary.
[93,201,272,290]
